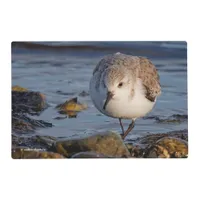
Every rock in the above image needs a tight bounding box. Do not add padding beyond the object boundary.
[12,91,47,114]
[56,97,87,114]
[12,148,65,159]
[53,132,131,158]
[125,129,188,158]
[71,151,109,158]
[12,85,28,92]
[144,137,188,158]
[12,134,56,150]
[12,113,52,134]
[12,114,36,133]
[12,87,52,135]
[33,135,57,150]
[125,143,144,158]
[132,129,188,145]
[79,91,89,97]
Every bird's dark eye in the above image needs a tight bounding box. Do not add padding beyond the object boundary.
[118,82,123,88]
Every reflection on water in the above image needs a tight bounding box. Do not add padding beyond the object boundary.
[12,42,187,140]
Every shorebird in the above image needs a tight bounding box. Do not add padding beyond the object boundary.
[89,52,161,139]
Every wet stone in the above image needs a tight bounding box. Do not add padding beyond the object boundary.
[12,148,65,159]
[53,132,131,158]
[12,113,53,134]
[12,91,48,114]
[79,90,89,97]
[56,97,87,114]
[12,134,56,150]
[144,137,188,158]
[12,85,28,92]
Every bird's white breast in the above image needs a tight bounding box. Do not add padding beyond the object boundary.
[90,78,155,120]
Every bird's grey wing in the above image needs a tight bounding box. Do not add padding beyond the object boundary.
[138,57,161,102]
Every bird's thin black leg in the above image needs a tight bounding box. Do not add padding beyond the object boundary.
[121,120,135,140]
[119,118,125,135]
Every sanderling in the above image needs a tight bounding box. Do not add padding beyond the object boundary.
[89,52,161,140]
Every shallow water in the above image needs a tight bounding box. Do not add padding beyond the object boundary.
[12,42,187,140]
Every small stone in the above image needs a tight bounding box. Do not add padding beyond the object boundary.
[79,91,89,97]
[56,97,87,114]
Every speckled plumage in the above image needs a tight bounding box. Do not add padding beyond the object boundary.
[89,52,161,139]
[92,53,161,101]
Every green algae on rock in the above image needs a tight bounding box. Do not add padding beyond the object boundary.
[144,137,188,158]
[12,148,65,159]
[53,132,131,158]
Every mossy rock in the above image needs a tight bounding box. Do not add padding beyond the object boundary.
[12,148,65,159]
[56,97,87,114]
[53,132,131,158]
[144,137,188,158]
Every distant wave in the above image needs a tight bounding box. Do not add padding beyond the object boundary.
[12,41,187,59]
[12,42,132,51]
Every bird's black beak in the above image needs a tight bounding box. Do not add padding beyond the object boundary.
[103,91,114,110]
